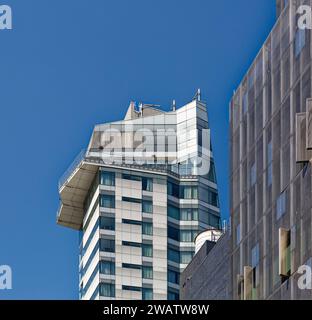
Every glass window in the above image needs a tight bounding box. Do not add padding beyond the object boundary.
[209,214,220,228]
[277,191,286,220]
[181,186,198,199]
[168,270,180,285]
[99,216,115,230]
[252,244,260,268]
[100,194,115,208]
[236,224,241,245]
[122,219,141,226]
[251,163,256,186]
[142,200,153,213]
[168,290,179,300]
[208,189,219,207]
[295,29,306,58]
[142,177,153,192]
[122,241,141,248]
[142,222,153,235]
[168,226,179,241]
[180,208,192,221]
[142,266,153,279]
[99,261,115,275]
[142,288,153,300]
[122,263,141,270]
[180,230,193,242]
[168,205,179,220]
[167,182,179,198]
[180,251,193,264]
[100,171,115,186]
[122,174,141,181]
[122,196,141,204]
[207,161,217,183]
[100,239,115,253]
[122,285,141,292]
[168,249,179,263]
[99,283,115,297]
[142,244,153,257]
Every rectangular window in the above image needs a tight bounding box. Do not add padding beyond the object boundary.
[142,288,153,300]
[122,263,141,270]
[122,174,141,181]
[168,270,180,285]
[142,177,153,192]
[122,219,141,226]
[180,251,193,264]
[122,241,141,248]
[99,216,115,231]
[100,171,115,186]
[99,261,115,275]
[168,205,179,220]
[100,239,115,253]
[142,244,153,257]
[295,29,306,58]
[100,194,115,208]
[99,283,115,297]
[168,226,179,241]
[142,200,153,213]
[168,290,179,300]
[122,285,141,292]
[208,189,219,207]
[251,163,256,186]
[277,191,286,220]
[142,266,153,279]
[122,196,141,204]
[142,222,153,235]
[181,186,198,199]
[180,230,193,242]
[168,249,179,263]
[180,208,198,221]
[209,213,220,228]
[167,182,179,198]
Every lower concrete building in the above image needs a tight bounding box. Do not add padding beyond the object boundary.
[180,230,231,300]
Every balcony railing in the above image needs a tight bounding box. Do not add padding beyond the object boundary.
[58,149,86,190]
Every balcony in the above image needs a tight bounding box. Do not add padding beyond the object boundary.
[57,149,99,230]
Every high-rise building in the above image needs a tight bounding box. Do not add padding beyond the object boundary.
[230,0,312,300]
[57,94,221,300]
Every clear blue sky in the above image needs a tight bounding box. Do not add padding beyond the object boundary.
[0,0,276,299]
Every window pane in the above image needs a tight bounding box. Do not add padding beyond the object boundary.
[99,283,115,297]
[100,239,115,252]
[142,178,153,191]
[142,244,153,257]
[180,231,192,242]
[142,222,153,235]
[142,266,153,279]
[100,171,115,186]
[168,205,179,220]
[100,217,115,230]
[142,288,153,300]
[180,252,193,264]
[100,194,115,208]
[99,261,115,275]
[142,201,153,213]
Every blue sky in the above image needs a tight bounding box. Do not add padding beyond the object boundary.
[0,0,275,299]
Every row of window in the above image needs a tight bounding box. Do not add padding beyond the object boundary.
[122,241,153,257]
[168,226,199,242]
[122,219,153,235]
[99,194,153,213]
[167,182,198,199]
[100,171,153,192]
[168,205,198,221]
[167,249,194,264]
[122,264,153,279]
[92,283,153,299]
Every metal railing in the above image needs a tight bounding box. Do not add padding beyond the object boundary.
[58,149,86,190]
